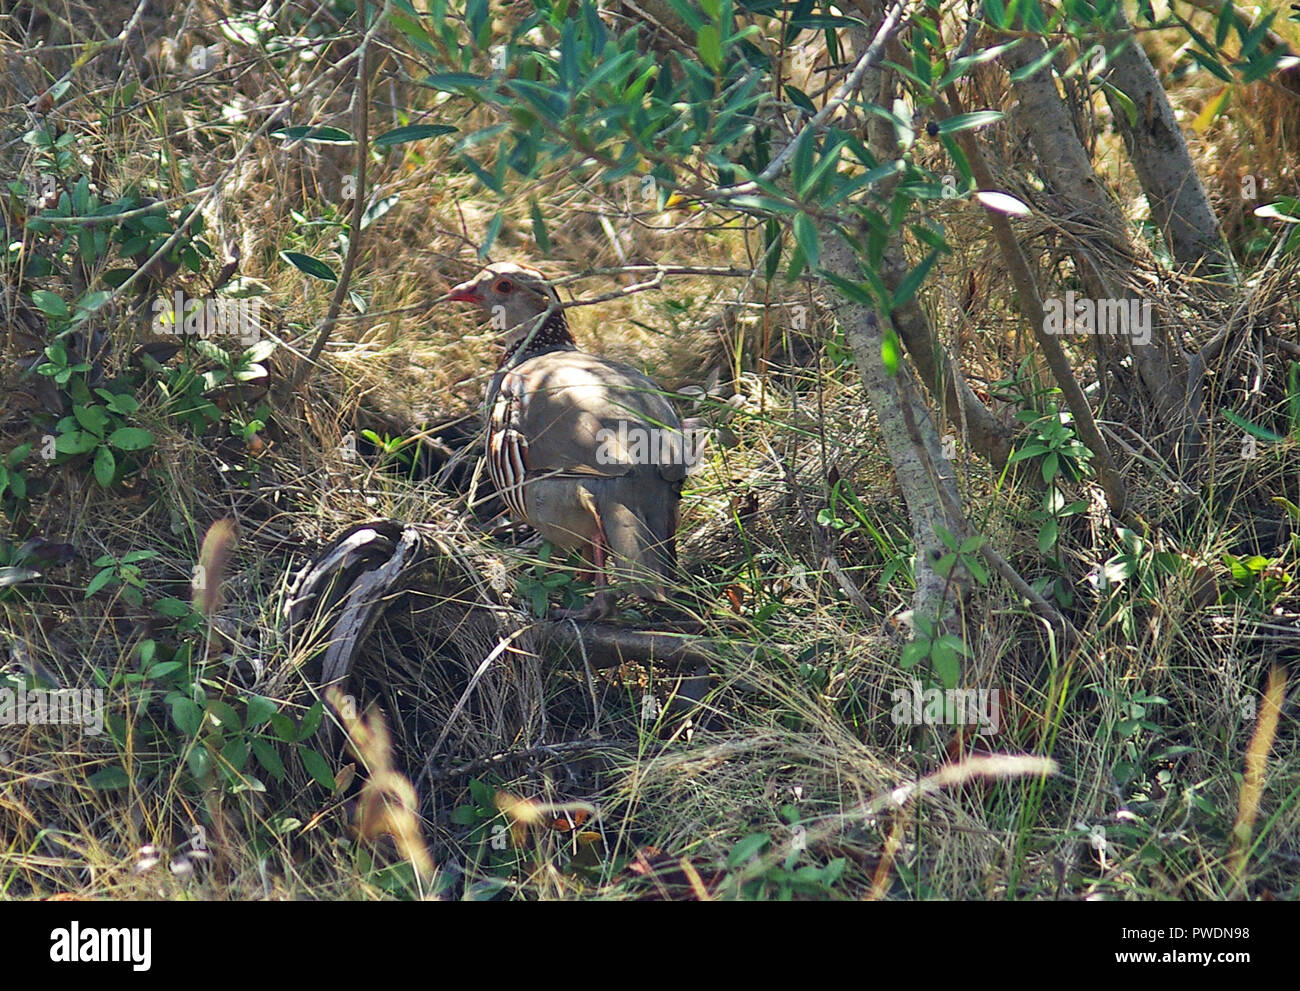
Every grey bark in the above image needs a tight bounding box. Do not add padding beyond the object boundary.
[822,229,971,634]
[1000,35,1190,445]
[1099,4,1236,279]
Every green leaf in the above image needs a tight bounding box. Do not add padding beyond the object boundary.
[245,694,278,727]
[251,738,286,781]
[373,124,458,147]
[96,389,139,414]
[697,24,723,71]
[728,832,770,867]
[530,201,551,253]
[931,641,960,688]
[299,747,336,790]
[791,128,814,193]
[1100,81,1138,127]
[1189,49,1235,84]
[727,193,797,214]
[30,290,69,318]
[75,290,112,317]
[881,328,901,375]
[93,445,116,487]
[937,42,1020,88]
[763,217,782,281]
[900,640,929,669]
[108,427,154,451]
[1042,450,1059,482]
[792,213,819,269]
[1008,42,1063,82]
[73,404,109,435]
[279,251,338,282]
[784,84,816,115]
[799,138,846,198]
[88,766,131,790]
[449,805,478,826]
[1103,555,1136,582]
[936,111,1003,134]
[821,269,877,307]
[479,213,504,261]
[360,194,400,230]
[55,430,99,455]
[154,596,191,618]
[1037,517,1058,554]
[270,713,296,743]
[272,126,354,144]
[206,700,242,732]
[1223,409,1285,444]
[892,249,939,307]
[171,697,203,735]
[421,72,488,93]
[85,567,116,597]
[298,700,324,740]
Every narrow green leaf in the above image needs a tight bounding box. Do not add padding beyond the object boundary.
[1100,81,1138,127]
[271,126,354,144]
[892,249,939,307]
[479,213,504,261]
[881,327,901,375]
[697,24,723,71]
[279,251,338,282]
[85,568,115,597]
[373,124,457,147]
[422,72,487,92]
[935,110,1003,134]
[299,747,336,790]
[937,42,1019,88]
[792,213,819,269]
[1223,408,1285,443]
[821,269,877,307]
[530,201,551,253]
[93,445,115,487]
[1007,41,1062,82]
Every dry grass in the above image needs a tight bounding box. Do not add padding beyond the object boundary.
[0,1,1297,901]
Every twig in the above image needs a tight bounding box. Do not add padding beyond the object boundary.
[713,0,912,199]
[292,31,371,390]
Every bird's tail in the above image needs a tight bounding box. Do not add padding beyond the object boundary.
[598,480,680,601]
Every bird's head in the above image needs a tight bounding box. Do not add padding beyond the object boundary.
[447,262,568,351]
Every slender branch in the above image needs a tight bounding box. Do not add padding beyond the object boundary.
[293,33,371,390]
[934,88,1129,518]
[714,0,913,199]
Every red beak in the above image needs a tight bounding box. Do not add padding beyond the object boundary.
[446,279,481,304]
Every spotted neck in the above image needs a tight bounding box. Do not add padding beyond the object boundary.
[499,307,576,367]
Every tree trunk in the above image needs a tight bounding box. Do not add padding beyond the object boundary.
[1099,4,1236,279]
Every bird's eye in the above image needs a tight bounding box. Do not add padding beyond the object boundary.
[494,279,514,294]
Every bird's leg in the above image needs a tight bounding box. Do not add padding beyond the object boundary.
[552,503,616,620]
[573,543,597,586]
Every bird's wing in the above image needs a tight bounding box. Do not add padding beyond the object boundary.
[497,351,685,483]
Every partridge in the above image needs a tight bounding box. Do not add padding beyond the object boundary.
[447,262,684,619]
